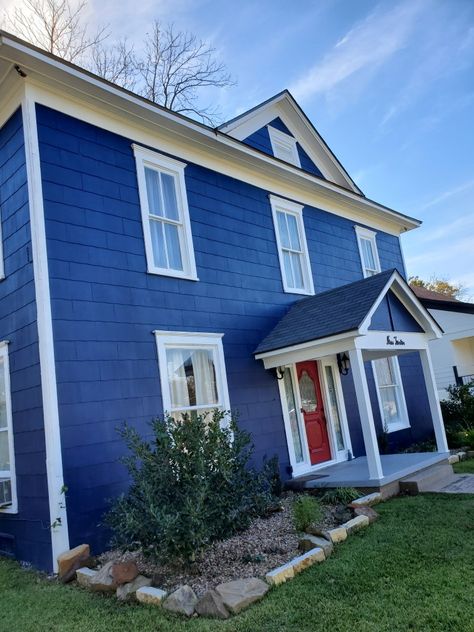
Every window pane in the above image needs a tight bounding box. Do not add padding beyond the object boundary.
[380,386,400,425]
[0,431,9,471]
[283,369,304,463]
[164,223,183,271]
[362,238,376,271]
[144,167,163,216]
[161,173,179,221]
[325,366,345,451]
[282,251,294,287]
[166,348,218,410]
[0,479,11,506]
[277,211,290,249]
[149,219,167,268]
[286,214,301,250]
[0,363,6,430]
[374,358,394,386]
[290,252,304,289]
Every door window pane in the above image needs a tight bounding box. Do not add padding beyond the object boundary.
[299,370,318,412]
[283,368,304,463]
[325,365,345,451]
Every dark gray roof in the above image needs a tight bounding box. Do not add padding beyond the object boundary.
[255,269,395,355]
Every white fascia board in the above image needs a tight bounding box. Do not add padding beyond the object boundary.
[0,35,420,235]
[21,86,70,570]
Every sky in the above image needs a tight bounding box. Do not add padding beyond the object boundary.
[3,0,474,297]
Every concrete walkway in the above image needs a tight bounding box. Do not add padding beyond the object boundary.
[425,474,474,493]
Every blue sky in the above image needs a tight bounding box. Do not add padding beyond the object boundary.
[5,0,474,295]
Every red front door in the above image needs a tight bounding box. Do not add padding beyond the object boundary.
[296,361,331,465]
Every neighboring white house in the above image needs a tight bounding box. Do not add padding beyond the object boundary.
[412,286,474,398]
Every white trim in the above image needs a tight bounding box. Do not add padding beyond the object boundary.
[154,331,231,422]
[319,357,353,461]
[0,342,17,514]
[277,365,308,476]
[133,144,198,281]
[372,356,410,433]
[267,125,301,167]
[22,90,69,570]
[355,226,381,278]
[269,195,314,296]
[419,348,449,452]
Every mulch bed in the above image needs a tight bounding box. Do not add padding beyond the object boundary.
[99,493,344,596]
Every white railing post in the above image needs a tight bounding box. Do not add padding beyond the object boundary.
[419,348,449,453]
[348,348,383,480]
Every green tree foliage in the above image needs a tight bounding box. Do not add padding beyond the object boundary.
[441,383,474,447]
[409,275,466,300]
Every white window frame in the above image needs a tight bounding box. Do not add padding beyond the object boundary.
[0,342,17,514]
[372,355,410,433]
[154,331,231,425]
[355,226,381,278]
[267,126,301,167]
[270,194,314,296]
[133,144,198,281]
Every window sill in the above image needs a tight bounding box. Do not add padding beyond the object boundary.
[282,287,315,296]
[0,504,18,514]
[147,269,199,282]
[386,421,411,434]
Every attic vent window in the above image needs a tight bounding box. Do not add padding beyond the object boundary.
[268,126,301,167]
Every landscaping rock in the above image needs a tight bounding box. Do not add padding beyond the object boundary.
[298,534,333,557]
[342,515,370,534]
[215,578,269,614]
[458,451,467,461]
[116,575,152,601]
[163,585,198,617]
[265,561,295,586]
[57,544,90,583]
[111,560,139,585]
[448,454,460,464]
[291,547,325,574]
[312,526,347,543]
[76,567,97,588]
[195,589,230,620]
[89,561,118,592]
[334,505,353,524]
[349,492,382,508]
[354,506,379,524]
[136,586,167,605]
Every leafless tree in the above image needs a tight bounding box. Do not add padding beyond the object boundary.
[3,2,234,123]
[138,21,233,124]
[3,0,108,64]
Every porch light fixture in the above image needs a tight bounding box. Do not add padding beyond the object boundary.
[275,366,285,380]
[337,352,350,376]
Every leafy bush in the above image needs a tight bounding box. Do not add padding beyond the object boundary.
[104,411,278,565]
[292,495,323,532]
[441,383,474,448]
[403,439,437,453]
[320,487,361,505]
[454,428,474,450]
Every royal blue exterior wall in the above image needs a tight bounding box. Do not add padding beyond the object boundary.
[0,108,52,570]
[34,103,418,557]
[242,117,324,178]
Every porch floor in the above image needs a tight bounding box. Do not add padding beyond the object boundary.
[290,452,450,490]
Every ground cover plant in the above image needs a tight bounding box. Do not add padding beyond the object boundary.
[1,493,473,632]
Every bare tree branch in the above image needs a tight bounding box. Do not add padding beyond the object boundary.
[89,38,137,91]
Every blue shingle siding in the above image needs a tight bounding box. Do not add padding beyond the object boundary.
[0,108,52,570]
[242,117,324,178]
[36,103,412,555]
[369,291,424,332]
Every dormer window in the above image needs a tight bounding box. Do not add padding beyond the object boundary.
[268,126,301,167]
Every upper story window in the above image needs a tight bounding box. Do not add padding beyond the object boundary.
[270,195,314,295]
[0,343,16,513]
[355,226,381,277]
[154,331,231,424]
[133,144,198,280]
[372,356,409,433]
[268,126,301,167]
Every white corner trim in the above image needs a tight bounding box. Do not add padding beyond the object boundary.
[22,92,69,570]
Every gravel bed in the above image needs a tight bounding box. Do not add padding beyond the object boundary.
[99,493,341,596]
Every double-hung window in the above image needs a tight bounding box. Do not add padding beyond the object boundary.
[155,331,231,424]
[270,195,314,295]
[372,356,409,432]
[355,226,381,277]
[133,144,197,280]
[268,126,301,167]
[0,343,16,512]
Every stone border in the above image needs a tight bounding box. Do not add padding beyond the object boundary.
[60,492,384,619]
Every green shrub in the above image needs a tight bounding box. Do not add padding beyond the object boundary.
[292,495,323,532]
[320,487,361,505]
[104,411,277,565]
[441,383,474,448]
[457,428,474,450]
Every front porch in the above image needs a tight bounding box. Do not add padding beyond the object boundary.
[287,451,450,492]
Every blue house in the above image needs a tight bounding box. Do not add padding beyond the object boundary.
[0,31,450,573]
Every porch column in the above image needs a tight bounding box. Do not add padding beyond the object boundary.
[348,348,383,480]
[419,348,449,453]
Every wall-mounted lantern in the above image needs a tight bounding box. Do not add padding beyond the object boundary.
[337,352,350,376]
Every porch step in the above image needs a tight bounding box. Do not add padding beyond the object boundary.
[399,462,455,494]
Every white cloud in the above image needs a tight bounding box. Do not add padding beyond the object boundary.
[417,178,474,213]
[289,0,425,103]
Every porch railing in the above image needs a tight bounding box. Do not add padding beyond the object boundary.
[453,366,474,386]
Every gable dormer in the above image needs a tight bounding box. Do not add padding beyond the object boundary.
[219,90,361,194]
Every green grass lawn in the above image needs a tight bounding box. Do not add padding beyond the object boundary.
[1,494,474,632]
[453,458,474,474]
